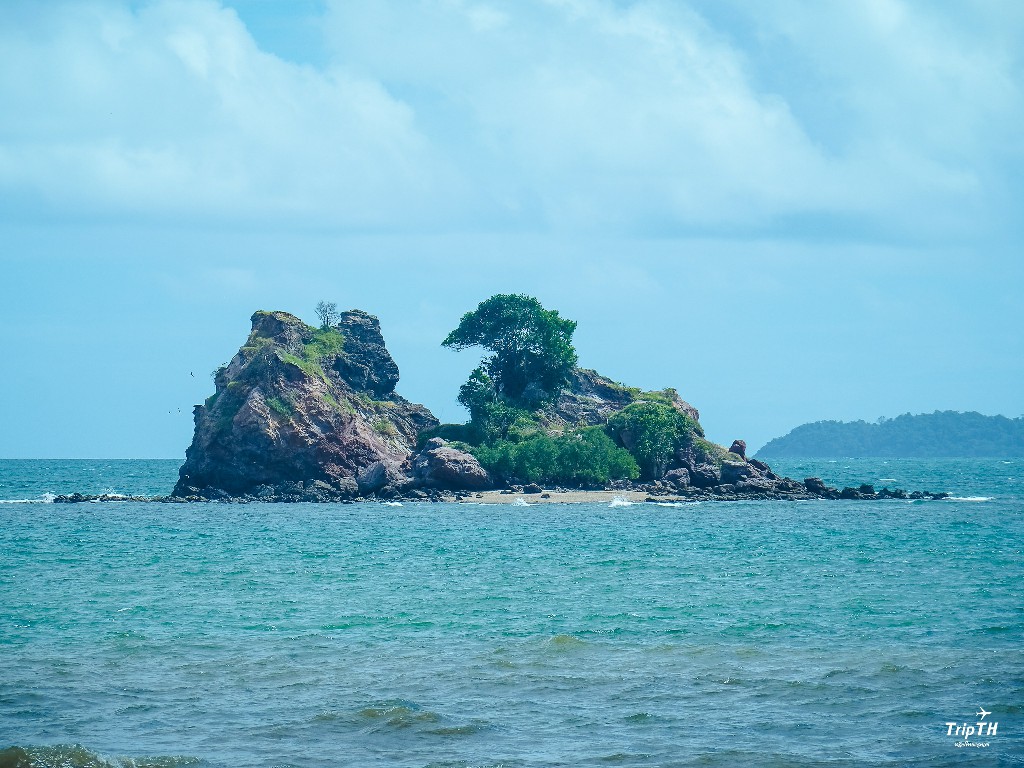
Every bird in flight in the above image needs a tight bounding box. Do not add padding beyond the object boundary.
[977,708,991,720]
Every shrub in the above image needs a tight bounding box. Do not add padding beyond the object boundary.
[304,327,345,361]
[472,428,638,486]
[265,396,292,418]
[607,401,702,479]
[418,422,484,447]
[372,419,396,436]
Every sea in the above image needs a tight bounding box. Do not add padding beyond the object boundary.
[1,458,1021,767]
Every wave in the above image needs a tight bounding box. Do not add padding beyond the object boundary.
[943,496,992,502]
[512,497,532,506]
[609,496,633,507]
[0,492,56,504]
[0,744,200,768]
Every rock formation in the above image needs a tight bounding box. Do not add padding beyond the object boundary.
[540,368,699,430]
[150,308,952,504]
[412,438,494,490]
[172,310,437,499]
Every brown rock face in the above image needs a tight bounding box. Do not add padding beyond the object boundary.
[412,438,494,490]
[542,368,700,430]
[173,310,438,498]
[729,439,747,459]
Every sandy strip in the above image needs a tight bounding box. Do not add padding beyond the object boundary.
[449,489,678,504]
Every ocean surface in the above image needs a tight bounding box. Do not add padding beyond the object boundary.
[1,458,1021,767]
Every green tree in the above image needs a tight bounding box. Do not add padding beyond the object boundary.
[607,401,702,480]
[443,294,578,409]
[315,300,340,328]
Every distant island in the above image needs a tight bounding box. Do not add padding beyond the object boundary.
[757,411,1024,458]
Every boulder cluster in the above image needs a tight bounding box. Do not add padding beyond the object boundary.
[610,463,947,503]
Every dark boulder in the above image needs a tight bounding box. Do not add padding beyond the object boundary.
[735,477,775,494]
[804,477,829,494]
[720,461,752,485]
[690,464,721,488]
[729,439,746,459]
[356,460,411,496]
[664,467,691,490]
[412,438,494,491]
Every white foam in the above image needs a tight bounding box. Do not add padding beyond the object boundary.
[654,502,683,507]
[0,493,57,504]
[943,496,992,502]
[513,497,532,506]
[609,496,633,508]
[879,478,898,482]
[381,501,403,507]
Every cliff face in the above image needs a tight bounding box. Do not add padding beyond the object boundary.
[173,310,438,498]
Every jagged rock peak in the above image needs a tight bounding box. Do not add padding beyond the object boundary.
[172,308,437,499]
[244,309,400,397]
[331,310,400,398]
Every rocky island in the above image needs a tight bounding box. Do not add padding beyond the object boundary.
[128,295,941,504]
[53,294,946,504]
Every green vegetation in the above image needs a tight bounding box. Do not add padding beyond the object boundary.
[472,428,639,486]
[429,293,719,486]
[757,411,1024,458]
[634,388,680,406]
[265,396,292,418]
[692,436,735,467]
[372,418,397,436]
[315,300,340,328]
[607,401,704,479]
[444,294,577,411]
[304,327,345,361]
[278,327,345,386]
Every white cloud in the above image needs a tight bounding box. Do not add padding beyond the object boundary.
[0,0,456,225]
[0,0,1020,239]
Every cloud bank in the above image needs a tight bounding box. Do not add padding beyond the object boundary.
[0,0,1020,238]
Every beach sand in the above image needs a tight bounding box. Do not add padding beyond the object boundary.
[447,489,675,504]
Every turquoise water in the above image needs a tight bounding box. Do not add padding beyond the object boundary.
[1,459,1022,766]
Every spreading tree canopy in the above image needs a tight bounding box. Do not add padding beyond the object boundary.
[443,294,578,410]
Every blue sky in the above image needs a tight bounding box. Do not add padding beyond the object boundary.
[2,0,1022,458]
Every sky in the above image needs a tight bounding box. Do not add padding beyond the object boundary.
[2,0,1022,458]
